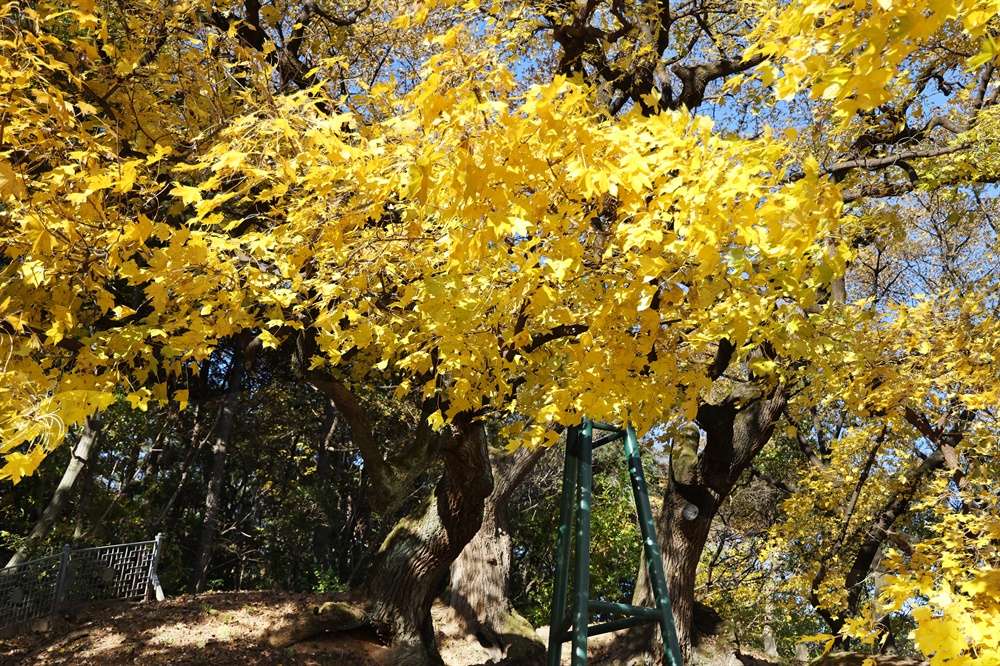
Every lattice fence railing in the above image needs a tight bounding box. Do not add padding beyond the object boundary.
[0,534,164,631]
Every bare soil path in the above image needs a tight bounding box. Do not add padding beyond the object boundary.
[0,591,386,665]
[0,591,541,666]
[1,592,925,666]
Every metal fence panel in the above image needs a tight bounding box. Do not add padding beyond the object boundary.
[0,553,63,629]
[0,534,163,631]
[63,541,156,605]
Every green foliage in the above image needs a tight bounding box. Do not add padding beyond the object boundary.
[509,439,660,627]
[313,568,349,594]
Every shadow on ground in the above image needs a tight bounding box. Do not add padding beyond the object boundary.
[0,590,386,666]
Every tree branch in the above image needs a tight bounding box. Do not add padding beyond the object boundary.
[782,405,828,470]
[786,144,969,185]
[749,464,800,494]
[706,338,734,380]
[671,53,765,110]
[304,376,396,512]
[0,320,85,352]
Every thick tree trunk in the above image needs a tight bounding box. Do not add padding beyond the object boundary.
[6,413,102,567]
[447,445,549,664]
[190,349,245,593]
[615,476,719,665]
[605,382,786,665]
[270,412,494,665]
[361,413,494,664]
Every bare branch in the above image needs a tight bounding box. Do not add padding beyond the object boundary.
[671,53,765,110]
[749,464,800,494]
[783,405,828,470]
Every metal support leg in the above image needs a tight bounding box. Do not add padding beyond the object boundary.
[548,426,581,666]
[571,419,593,666]
[625,425,683,666]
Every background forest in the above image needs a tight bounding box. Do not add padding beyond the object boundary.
[0,375,859,660]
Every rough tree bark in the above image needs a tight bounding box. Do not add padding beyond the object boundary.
[446,444,550,664]
[362,413,494,663]
[605,378,787,665]
[190,344,246,593]
[269,410,495,666]
[6,413,102,568]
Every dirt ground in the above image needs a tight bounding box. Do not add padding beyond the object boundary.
[0,591,532,666]
[0,593,927,666]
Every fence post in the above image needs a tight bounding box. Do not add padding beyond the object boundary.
[50,544,71,615]
[146,533,165,602]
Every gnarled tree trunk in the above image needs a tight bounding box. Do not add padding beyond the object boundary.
[446,444,549,664]
[605,381,786,665]
[270,411,494,665]
[362,413,494,663]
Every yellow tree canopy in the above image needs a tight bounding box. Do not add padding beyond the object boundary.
[0,0,850,479]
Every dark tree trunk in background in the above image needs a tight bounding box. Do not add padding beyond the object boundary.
[190,347,246,594]
[447,445,549,664]
[147,403,207,539]
[360,413,494,664]
[71,457,94,546]
[312,397,339,578]
[6,413,102,567]
[131,407,178,485]
[341,461,372,587]
[607,381,786,665]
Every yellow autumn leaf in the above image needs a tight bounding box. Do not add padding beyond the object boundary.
[171,184,202,204]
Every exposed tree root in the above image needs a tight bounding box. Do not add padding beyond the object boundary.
[487,609,546,666]
[266,598,369,648]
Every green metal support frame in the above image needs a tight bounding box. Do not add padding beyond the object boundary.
[546,418,683,666]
